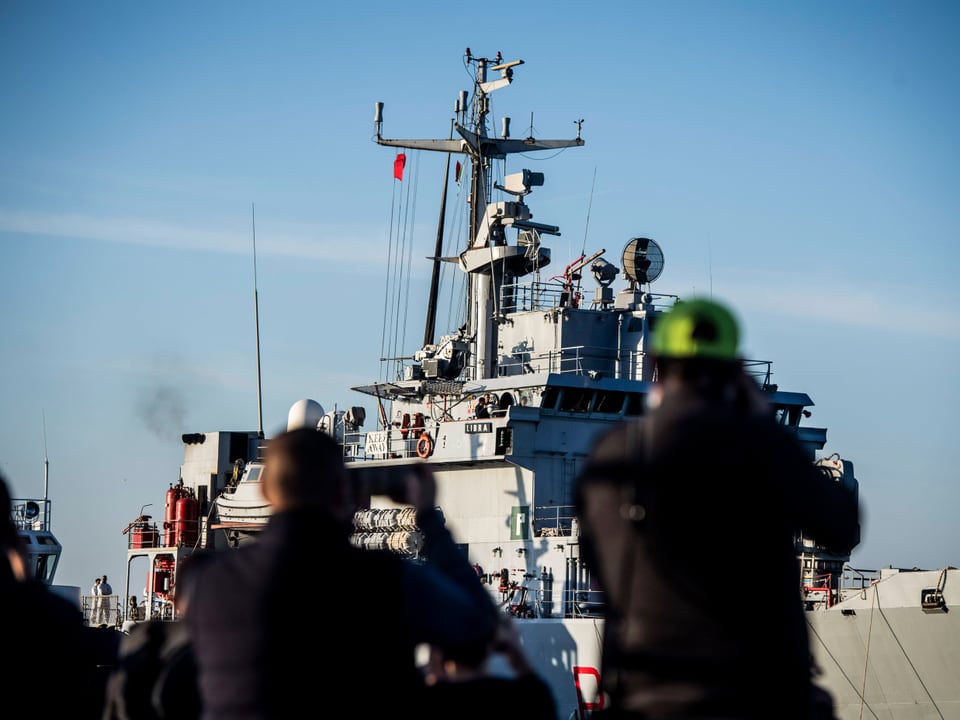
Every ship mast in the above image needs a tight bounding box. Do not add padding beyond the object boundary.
[424,119,455,348]
[373,49,584,380]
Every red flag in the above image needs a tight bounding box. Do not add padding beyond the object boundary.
[393,153,406,181]
[455,160,462,184]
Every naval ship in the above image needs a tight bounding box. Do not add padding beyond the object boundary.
[118,51,960,719]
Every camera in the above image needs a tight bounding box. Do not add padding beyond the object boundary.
[348,463,412,502]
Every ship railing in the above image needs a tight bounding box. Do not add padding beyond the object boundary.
[802,573,836,609]
[498,344,590,376]
[82,593,120,627]
[741,359,774,388]
[124,520,162,550]
[502,280,684,314]
[838,566,882,600]
[502,278,569,313]
[499,337,768,388]
[502,279,681,315]
[123,520,202,550]
[9,497,52,533]
[344,427,426,463]
[569,587,605,618]
[500,582,605,620]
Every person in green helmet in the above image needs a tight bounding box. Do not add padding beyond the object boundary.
[574,296,860,720]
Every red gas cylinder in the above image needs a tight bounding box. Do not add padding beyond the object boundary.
[131,520,159,549]
[175,494,199,547]
[163,486,179,546]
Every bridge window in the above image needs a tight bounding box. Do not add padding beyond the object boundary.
[625,393,646,417]
[593,390,626,414]
[559,388,593,413]
[773,405,802,426]
[541,387,560,410]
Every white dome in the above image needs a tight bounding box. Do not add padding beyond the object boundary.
[287,399,325,431]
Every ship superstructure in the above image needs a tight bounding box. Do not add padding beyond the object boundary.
[116,51,959,720]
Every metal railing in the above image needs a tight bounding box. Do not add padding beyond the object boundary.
[81,593,120,627]
[9,497,52,533]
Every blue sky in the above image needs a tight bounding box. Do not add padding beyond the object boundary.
[1,1,957,593]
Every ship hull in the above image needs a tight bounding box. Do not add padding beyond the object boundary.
[510,569,960,720]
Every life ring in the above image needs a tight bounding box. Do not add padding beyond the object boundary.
[416,432,433,459]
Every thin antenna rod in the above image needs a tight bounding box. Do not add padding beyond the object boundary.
[708,239,713,297]
[581,167,597,255]
[252,203,264,439]
[42,410,49,500]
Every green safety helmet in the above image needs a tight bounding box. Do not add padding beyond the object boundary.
[652,297,740,361]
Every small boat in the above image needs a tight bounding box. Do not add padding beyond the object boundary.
[118,51,960,720]
[212,459,269,531]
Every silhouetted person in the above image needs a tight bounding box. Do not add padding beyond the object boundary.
[186,427,496,719]
[423,614,558,720]
[1,472,117,719]
[103,555,202,720]
[574,297,860,719]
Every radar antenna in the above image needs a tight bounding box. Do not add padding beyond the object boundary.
[621,237,664,289]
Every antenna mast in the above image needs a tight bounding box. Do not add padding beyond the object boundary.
[42,410,49,500]
[252,203,264,440]
[424,118,455,348]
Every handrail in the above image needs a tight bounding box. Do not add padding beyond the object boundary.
[9,497,53,533]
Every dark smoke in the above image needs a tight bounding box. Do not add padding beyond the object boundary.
[136,385,187,444]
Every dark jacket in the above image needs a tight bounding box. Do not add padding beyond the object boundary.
[187,505,495,720]
[2,568,118,719]
[102,619,199,720]
[574,385,860,719]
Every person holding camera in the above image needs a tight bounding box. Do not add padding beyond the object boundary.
[186,427,497,719]
[574,297,860,720]
[422,614,557,720]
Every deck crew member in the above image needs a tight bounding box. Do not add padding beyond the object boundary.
[474,395,490,418]
[91,577,102,625]
[99,574,114,625]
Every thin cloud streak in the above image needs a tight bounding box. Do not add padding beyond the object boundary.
[669,265,959,341]
[5,205,955,341]
[0,208,392,264]
[723,272,960,340]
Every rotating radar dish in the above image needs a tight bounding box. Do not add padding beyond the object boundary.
[621,237,664,287]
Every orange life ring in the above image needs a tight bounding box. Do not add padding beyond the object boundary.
[416,432,433,459]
